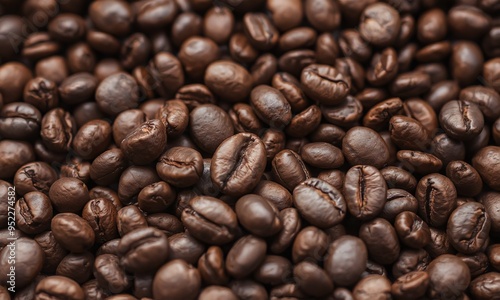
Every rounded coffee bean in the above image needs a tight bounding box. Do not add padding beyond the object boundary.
[439,100,484,141]
[447,202,490,254]
[199,286,238,300]
[359,218,400,265]
[203,7,234,45]
[52,213,95,253]
[95,72,139,116]
[15,191,53,235]
[14,161,58,196]
[301,64,350,106]
[88,0,133,37]
[426,254,471,299]
[226,235,267,278]
[0,62,33,104]
[363,98,403,130]
[416,173,457,227]
[325,235,368,286]
[121,119,167,165]
[381,167,417,192]
[272,149,310,191]
[472,146,500,191]
[211,133,266,196]
[113,109,146,145]
[82,198,118,244]
[49,178,89,213]
[182,196,238,244]
[23,77,59,112]
[40,108,74,153]
[352,275,392,300]
[397,150,442,175]
[116,206,148,237]
[236,194,281,237]
[178,36,219,79]
[270,208,301,254]
[292,226,328,264]
[155,100,189,138]
[148,52,185,98]
[305,0,341,32]
[204,61,253,103]
[56,252,94,284]
[0,140,35,179]
[446,161,483,197]
[359,3,400,47]
[89,149,127,186]
[344,165,387,220]
[138,181,176,213]
[253,255,292,285]
[189,104,234,154]
[250,85,292,129]
[451,41,484,86]
[391,271,429,300]
[448,5,491,40]
[395,211,431,249]
[390,71,431,98]
[404,98,438,134]
[285,105,322,138]
[35,276,85,300]
[294,261,333,298]
[72,120,112,160]
[118,227,169,274]
[93,254,130,294]
[301,142,344,169]
[470,272,500,300]
[243,13,279,50]
[229,103,263,135]
[198,246,228,285]
[0,102,41,140]
[381,189,418,222]
[458,252,489,278]
[389,116,430,151]
[168,232,206,265]
[342,127,390,168]
[293,178,346,228]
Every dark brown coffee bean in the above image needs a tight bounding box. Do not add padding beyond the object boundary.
[417,8,447,44]
[236,194,281,237]
[226,235,267,279]
[321,95,363,128]
[72,120,112,160]
[301,64,350,106]
[204,60,253,103]
[211,133,266,196]
[121,119,167,165]
[415,173,457,227]
[459,86,500,122]
[198,246,228,286]
[153,259,200,300]
[451,41,484,86]
[439,100,484,141]
[292,226,328,264]
[243,13,279,50]
[56,252,94,284]
[359,218,400,265]
[395,211,431,249]
[250,85,292,129]
[470,272,500,300]
[381,189,418,222]
[175,84,215,109]
[390,71,431,98]
[426,254,470,299]
[89,0,133,37]
[397,150,443,175]
[35,276,85,300]
[293,178,346,228]
[344,165,387,220]
[82,198,118,245]
[95,72,139,116]
[448,5,491,40]
[472,146,500,191]
[359,3,400,47]
[325,235,368,286]
[367,47,398,86]
[272,149,311,192]
[52,213,95,253]
[342,127,390,168]
[189,104,234,154]
[23,77,59,112]
[389,116,430,151]
[279,27,317,52]
[447,202,490,254]
[179,36,220,80]
[392,271,429,300]
[15,191,52,235]
[270,208,301,254]
[446,161,483,197]
[294,261,333,298]
[251,54,278,86]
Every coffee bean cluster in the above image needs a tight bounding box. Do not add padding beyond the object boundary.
[0,0,500,299]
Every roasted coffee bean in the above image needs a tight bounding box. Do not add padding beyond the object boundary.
[89,0,133,37]
[325,235,368,286]
[272,149,310,191]
[293,178,346,228]
[397,150,443,175]
[189,104,234,154]
[182,196,238,244]
[270,208,301,254]
[121,119,167,165]
[251,54,278,86]
[179,36,219,80]
[292,226,328,264]
[389,116,430,151]
[359,218,400,265]
[451,41,484,86]
[403,98,438,134]
[23,77,59,112]
[138,181,176,213]
[300,142,343,169]
[82,198,118,245]
[458,252,489,278]
[153,259,201,300]
[293,261,333,297]
[272,72,309,113]
[49,177,89,213]
[243,13,279,51]
[148,52,185,98]
[301,64,350,106]
[35,276,85,300]
[52,213,95,253]
[448,5,491,40]
[211,133,266,196]
[352,275,391,300]
[93,254,130,294]
[426,254,471,299]
[279,27,317,52]
[168,232,206,265]
[380,189,418,222]
[359,3,400,47]
[447,202,490,254]
[392,248,431,279]
[470,272,500,300]
[0,102,41,140]
[344,165,387,220]
[198,246,229,286]
[204,61,253,103]
[72,120,112,160]
[391,271,429,300]
[439,100,484,141]
[253,255,292,286]
[15,191,52,235]
[472,146,500,191]
[395,211,431,249]
[236,194,281,237]
[446,161,483,197]
[250,85,292,129]
[390,71,431,98]
[381,167,417,192]
[13,161,58,196]
[226,235,267,279]
[56,252,94,284]
[342,127,390,168]
[415,173,457,227]
[116,206,148,237]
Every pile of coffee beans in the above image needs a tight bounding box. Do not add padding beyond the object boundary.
[1,0,500,299]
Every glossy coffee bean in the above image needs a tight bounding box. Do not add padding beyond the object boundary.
[35,276,85,300]
[470,272,500,300]
[293,178,346,228]
[359,218,400,265]
[325,235,368,286]
[415,173,457,227]
[447,202,490,255]
[472,146,500,191]
[397,150,442,175]
[56,252,94,284]
[82,198,118,245]
[52,213,95,253]
[211,133,266,196]
[204,61,253,103]
[301,64,350,106]
[250,85,292,129]
[95,72,139,116]
[0,102,41,140]
[93,254,130,294]
[121,119,167,165]
[253,255,292,286]
[342,127,390,168]
[352,275,391,300]
[359,3,400,47]
[236,194,281,237]
[168,232,206,265]
[439,100,484,141]
[391,271,429,300]
[426,254,471,299]
[189,104,234,154]
[72,120,112,160]
[272,149,310,192]
[116,206,148,237]
[344,165,387,220]
[183,196,238,244]
[226,235,267,279]
[198,246,229,285]
[395,211,431,249]
[446,161,483,197]
[243,13,279,51]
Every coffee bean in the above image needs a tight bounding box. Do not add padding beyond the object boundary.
[426,254,471,299]
[352,275,391,300]
[293,226,328,264]
[272,149,310,191]
[168,232,206,265]
[35,276,85,300]
[95,72,139,116]
[270,208,301,254]
[52,213,95,253]
[472,146,500,191]
[93,254,131,294]
[250,85,292,129]
[447,202,490,255]
[15,191,53,235]
[211,133,266,196]
[253,255,292,285]
[301,64,351,106]
[359,218,400,265]
[182,196,238,244]
[397,150,443,175]
[293,178,346,228]
[82,198,118,245]
[325,235,368,286]
[190,104,234,154]
[226,235,267,279]
[470,272,500,300]
[415,173,457,227]
[344,165,387,220]
[198,246,228,285]
[395,211,431,249]
[243,13,279,51]
[235,194,281,237]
